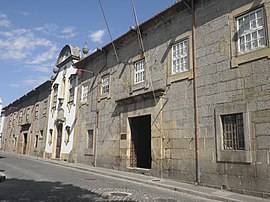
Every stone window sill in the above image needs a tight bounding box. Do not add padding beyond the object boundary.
[167,70,193,84]
[231,47,270,67]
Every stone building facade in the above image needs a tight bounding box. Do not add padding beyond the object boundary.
[73,0,270,197]
[0,98,4,149]
[1,81,51,157]
[1,0,270,197]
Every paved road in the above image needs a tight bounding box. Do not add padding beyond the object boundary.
[0,152,219,201]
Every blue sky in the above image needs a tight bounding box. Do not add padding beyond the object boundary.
[0,0,174,106]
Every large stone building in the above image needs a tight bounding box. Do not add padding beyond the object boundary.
[2,81,51,157]
[73,0,270,197]
[1,0,270,197]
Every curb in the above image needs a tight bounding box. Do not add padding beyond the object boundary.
[44,160,241,202]
[0,172,6,183]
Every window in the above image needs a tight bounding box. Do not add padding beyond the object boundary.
[81,85,88,103]
[134,59,145,84]
[48,129,53,145]
[101,76,110,95]
[65,126,71,144]
[87,129,94,150]
[215,103,251,163]
[43,100,47,115]
[19,110,23,124]
[52,84,58,109]
[69,75,76,104]
[34,135,38,148]
[35,104,39,119]
[26,108,31,122]
[221,113,245,150]
[237,8,266,54]
[172,39,189,74]
[40,130,43,137]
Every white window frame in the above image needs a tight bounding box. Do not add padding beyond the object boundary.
[237,7,266,54]
[81,85,88,103]
[171,39,189,75]
[101,75,110,95]
[134,59,145,84]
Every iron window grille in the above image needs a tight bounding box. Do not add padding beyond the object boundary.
[172,39,189,74]
[221,113,245,150]
[237,7,266,54]
[134,59,145,84]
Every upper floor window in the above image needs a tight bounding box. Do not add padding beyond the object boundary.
[69,75,76,104]
[35,104,39,119]
[237,8,266,54]
[19,110,23,123]
[172,39,189,74]
[134,59,145,84]
[43,100,47,115]
[52,84,59,109]
[101,75,110,95]
[81,85,88,103]
[26,107,31,122]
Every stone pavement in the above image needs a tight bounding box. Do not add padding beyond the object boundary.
[38,158,269,202]
[1,151,269,202]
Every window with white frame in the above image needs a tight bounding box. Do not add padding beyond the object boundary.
[101,75,110,95]
[134,59,145,84]
[81,85,88,103]
[172,39,189,74]
[237,8,266,54]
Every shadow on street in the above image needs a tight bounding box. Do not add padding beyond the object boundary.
[0,178,106,201]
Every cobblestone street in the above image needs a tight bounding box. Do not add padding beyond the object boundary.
[0,152,218,201]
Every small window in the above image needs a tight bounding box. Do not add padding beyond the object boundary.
[34,135,38,148]
[35,104,39,119]
[40,130,43,137]
[43,100,47,115]
[237,8,266,54]
[52,84,58,109]
[221,113,245,150]
[65,126,71,144]
[134,59,145,84]
[69,75,76,104]
[81,85,88,103]
[101,75,110,95]
[19,110,23,124]
[26,108,31,122]
[87,129,94,149]
[172,39,189,74]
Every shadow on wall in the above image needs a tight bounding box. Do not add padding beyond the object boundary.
[0,178,105,201]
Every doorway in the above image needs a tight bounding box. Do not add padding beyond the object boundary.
[55,123,63,159]
[23,133,28,154]
[129,115,151,169]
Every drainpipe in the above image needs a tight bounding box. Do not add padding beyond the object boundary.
[191,0,200,184]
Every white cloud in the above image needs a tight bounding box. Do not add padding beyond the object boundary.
[10,76,48,88]
[34,24,77,39]
[26,46,58,65]
[60,26,77,39]
[90,29,106,43]
[0,28,57,61]
[0,14,11,27]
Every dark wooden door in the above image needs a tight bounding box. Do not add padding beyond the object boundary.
[23,133,28,154]
[55,123,63,158]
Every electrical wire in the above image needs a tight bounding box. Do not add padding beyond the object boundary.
[98,0,119,63]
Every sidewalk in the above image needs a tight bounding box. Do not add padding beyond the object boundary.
[1,151,269,202]
[38,157,269,202]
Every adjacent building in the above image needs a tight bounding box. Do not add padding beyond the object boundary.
[44,45,80,161]
[2,81,51,157]
[1,0,270,197]
[0,98,4,149]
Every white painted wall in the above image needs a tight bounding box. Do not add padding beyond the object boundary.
[45,54,79,157]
